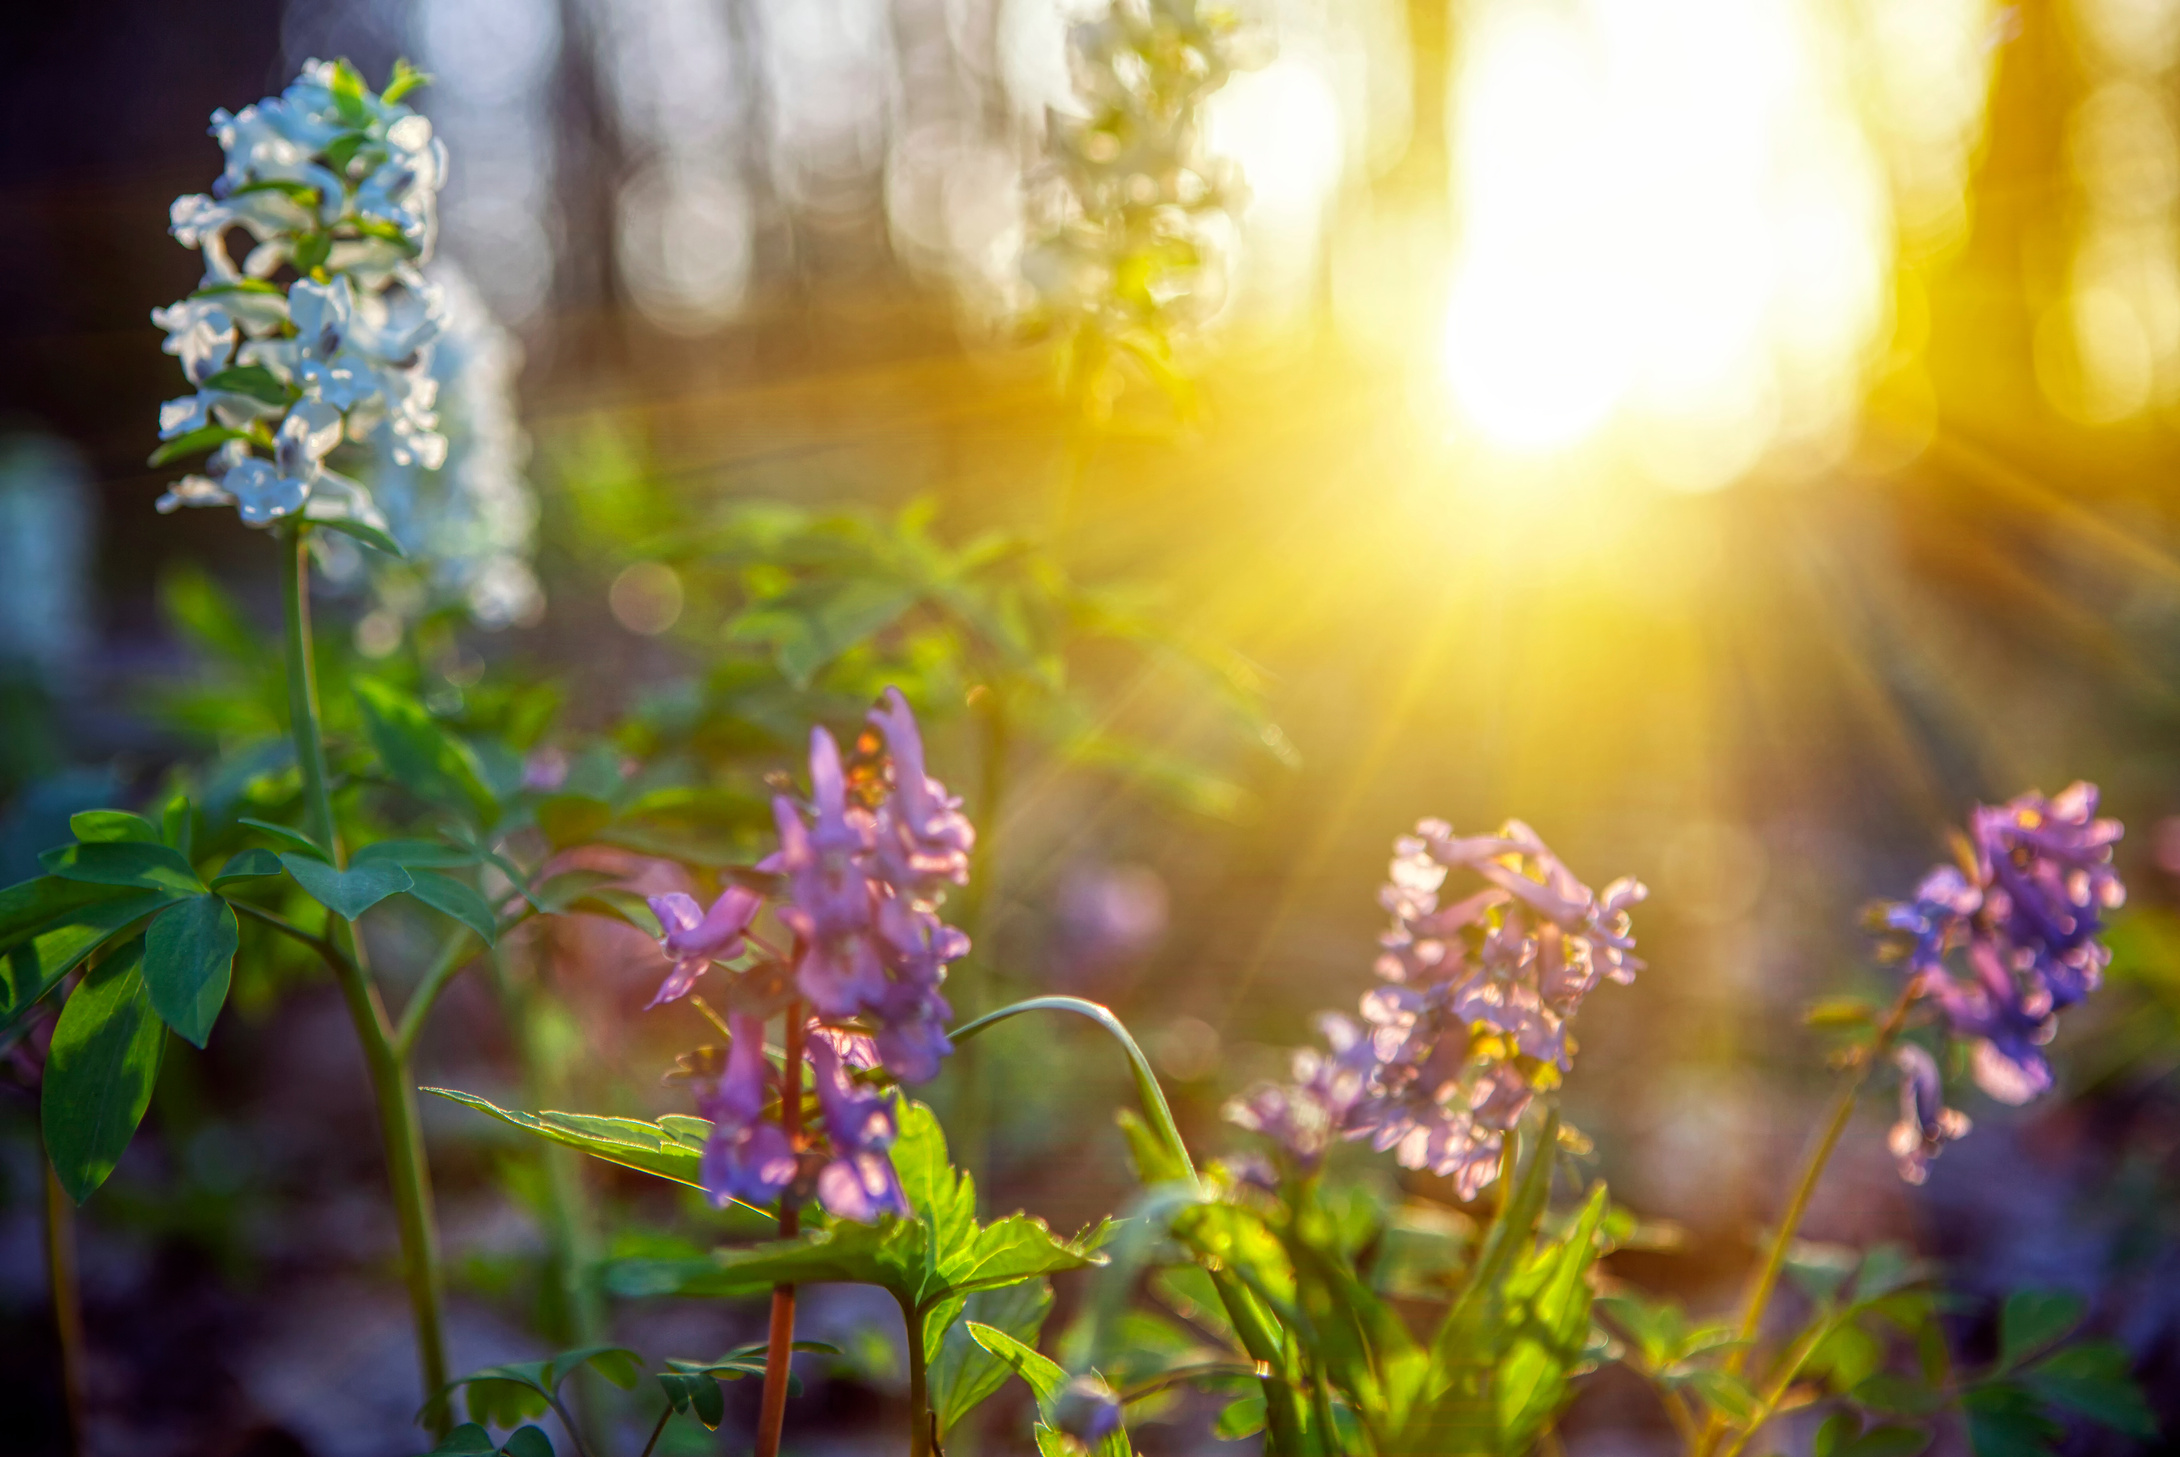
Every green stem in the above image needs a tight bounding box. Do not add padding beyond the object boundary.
[1697,984,1919,1457]
[637,1405,672,1457]
[280,523,450,1435]
[281,524,338,857]
[951,996,1194,1183]
[904,1293,934,1457]
[42,1158,86,1452]
[950,996,1312,1455]
[395,929,481,1063]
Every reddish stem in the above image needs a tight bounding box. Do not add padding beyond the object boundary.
[754,1002,806,1457]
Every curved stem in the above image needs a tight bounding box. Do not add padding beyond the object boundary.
[395,927,480,1062]
[637,1405,672,1457]
[229,899,357,979]
[949,996,1314,1454]
[951,996,1196,1185]
[755,1002,806,1457]
[1697,984,1919,1457]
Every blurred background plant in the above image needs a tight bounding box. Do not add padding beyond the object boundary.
[5,0,2180,1453]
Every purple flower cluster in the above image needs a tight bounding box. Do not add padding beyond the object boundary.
[1875,782,2123,1180]
[1230,818,1644,1200]
[699,1017,910,1221]
[643,689,974,1221]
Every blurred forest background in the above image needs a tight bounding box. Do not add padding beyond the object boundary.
[6,0,2180,1452]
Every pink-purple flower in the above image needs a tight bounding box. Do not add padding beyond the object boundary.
[1873,781,2124,1180]
[1231,816,1643,1199]
[643,689,974,1221]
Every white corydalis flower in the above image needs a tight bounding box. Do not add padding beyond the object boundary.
[149,58,448,533]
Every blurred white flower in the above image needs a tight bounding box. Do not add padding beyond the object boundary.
[151,59,449,531]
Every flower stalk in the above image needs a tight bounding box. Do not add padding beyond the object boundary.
[1694,980,1919,1457]
[755,1001,807,1457]
[281,522,452,1434]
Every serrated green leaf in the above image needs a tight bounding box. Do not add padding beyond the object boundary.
[966,1321,1068,1413]
[355,678,498,825]
[42,939,165,1202]
[1497,1185,1612,1446]
[932,1280,1054,1434]
[1997,1292,2086,1370]
[424,1087,729,1197]
[2,888,181,1034]
[143,894,238,1047]
[281,852,414,920]
[70,811,160,844]
[403,871,499,946]
[2024,1341,2158,1437]
[41,840,204,895]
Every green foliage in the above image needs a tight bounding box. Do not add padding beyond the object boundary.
[2,879,181,1034]
[142,893,239,1047]
[425,1086,720,1196]
[42,938,165,1202]
[280,851,414,920]
[601,1102,1108,1312]
[931,1279,1056,1435]
[431,1343,642,1428]
[354,678,498,826]
[421,1422,554,1456]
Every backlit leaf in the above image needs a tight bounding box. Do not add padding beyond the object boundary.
[143,894,239,1047]
[43,939,165,1203]
[281,852,414,920]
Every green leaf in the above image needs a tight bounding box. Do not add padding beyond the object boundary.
[41,841,204,895]
[142,895,238,1047]
[315,515,407,558]
[355,678,499,825]
[499,1427,554,1457]
[1810,1321,1886,1394]
[1803,997,1876,1027]
[423,1423,500,1455]
[424,1086,722,1197]
[70,811,160,844]
[2024,1341,2158,1437]
[932,1280,1054,1434]
[1852,1374,1946,1417]
[966,1322,1068,1413]
[211,849,285,886]
[1997,1292,2086,1370]
[660,1371,726,1429]
[42,939,165,1203]
[281,852,415,920]
[148,424,255,467]
[530,870,623,915]
[728,579,919,688]
[160,795,194,858]
[1853,1244,1919,1302]
[354,839,482,869]
[1496,1184,1612,1446]
[1837,1425,1933,1457]
[329,57,371,122]
[403,871,499,946]
[1116,1107,1192,1186]
[1677,1367,1760,1424]
[383,57,432,104]
[201,364,293,406]
[535,795,613,850]
[1964,1382,2063,1457]
[1214,1392,1267,1440]
[238,817,328,856]
[2,887,182,1034]
[1816,1411,1860,1457]
[0,875,139,949]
